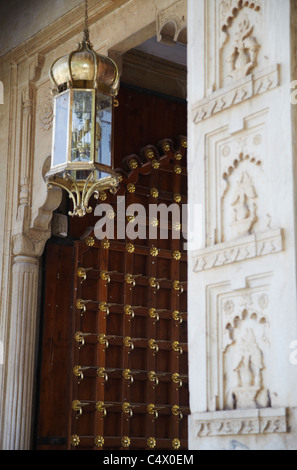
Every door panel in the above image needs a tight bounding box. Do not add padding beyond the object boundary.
[35,243,74,450]
[70,138,189,451]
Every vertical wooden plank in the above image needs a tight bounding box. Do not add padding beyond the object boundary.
[35,242,74,450]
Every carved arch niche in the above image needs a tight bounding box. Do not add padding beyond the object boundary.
[156,0,187,46]
[219,0,265,88]
[205,111,272,246]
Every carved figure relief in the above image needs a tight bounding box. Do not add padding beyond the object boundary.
[205,276,274,417]
[200,276,288,437]
[230,171,258,238]
[224,312,267,409]
[219,0,263,87]
[213,119,272,244]
[202,112,284,254]
[222,291,270,411]
[221,154,263,242]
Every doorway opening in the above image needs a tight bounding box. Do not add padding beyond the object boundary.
[34,32,188,451]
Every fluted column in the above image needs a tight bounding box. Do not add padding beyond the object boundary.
[2,255,39,450]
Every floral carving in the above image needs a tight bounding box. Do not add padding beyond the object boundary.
[223,300,235,316]
[38,92,53,131]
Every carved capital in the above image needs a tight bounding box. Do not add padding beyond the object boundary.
[14,156,62,258]
[12,229,51,258]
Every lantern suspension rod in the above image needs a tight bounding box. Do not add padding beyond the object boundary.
[83,0,90,45]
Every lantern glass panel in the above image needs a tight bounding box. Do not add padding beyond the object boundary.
[95,171,110,180]
[70,170,110,182]
[71,90,93,163]
[53,91,70,167]
[95,92,112,167]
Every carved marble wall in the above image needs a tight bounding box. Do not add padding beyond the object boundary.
[1,0,297,451]
[188,0,297,450]
[0,0,188,450]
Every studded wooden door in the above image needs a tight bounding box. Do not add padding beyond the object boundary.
[69,136,189,451]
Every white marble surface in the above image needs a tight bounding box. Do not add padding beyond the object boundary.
[187,0,297,450]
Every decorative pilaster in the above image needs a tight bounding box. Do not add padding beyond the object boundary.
[0,220,60,450]
[0,49,60,449]
[2,254,39,449]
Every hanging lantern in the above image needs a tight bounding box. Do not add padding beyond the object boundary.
[46,0,120,217]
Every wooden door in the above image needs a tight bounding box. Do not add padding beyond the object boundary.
[69,137,189,451]
[34,241,75,449]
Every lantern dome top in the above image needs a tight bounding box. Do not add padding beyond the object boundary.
[50,38,119,96]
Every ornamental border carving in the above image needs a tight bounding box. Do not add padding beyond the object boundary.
[194,408,287,437]
[193,229,283,273]
[193,64,280,124]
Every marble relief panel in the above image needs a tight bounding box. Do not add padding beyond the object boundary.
[206,273,273,413]
[218,0,264,89]
[205,110,271,247]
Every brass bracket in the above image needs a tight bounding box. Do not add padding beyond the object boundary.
[172,341,183,356]
[123,336,134,352]
[148,339,159,355]
[123,369,134,385]
[122,402,133,418]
